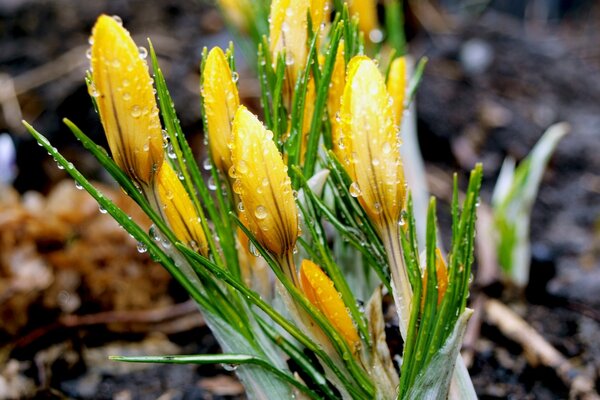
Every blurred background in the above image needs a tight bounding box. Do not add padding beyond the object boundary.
[0,0,599,398]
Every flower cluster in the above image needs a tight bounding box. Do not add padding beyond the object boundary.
[27,3,482,399]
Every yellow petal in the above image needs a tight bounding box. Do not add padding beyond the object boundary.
[269,0,309,102]
[231,106,298,256]
[202,47,240,174]
[340,56,406,228]
[300,77,316,162]
[387,56,408,128]
[348,0,380,42]
[421,248,449,308]
[327,40,346,162]
[300,259,360,348]
[91,15,163,185]
[156,162,208,255]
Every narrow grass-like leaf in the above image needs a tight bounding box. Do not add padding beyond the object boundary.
[109,353,319,399]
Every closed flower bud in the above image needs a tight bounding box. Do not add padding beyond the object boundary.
[270,0,327,107]
[387,56,408,129]
[156,162,208,255]
[348,0,379,43]
[340,56,406,229]
[269,0,309,87]
[422,248,449,307]
[202,47,240,174]
[90,15,163,185]
[300,259,360,348]
[327,40,346,162]
[231,106,298,257]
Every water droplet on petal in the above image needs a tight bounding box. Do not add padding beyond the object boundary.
[138,46,148,60]
[231,71,239,83]
[349,182,362,197]
[111,15,123,26]
[130,105,142,118]
[254,205,268,220]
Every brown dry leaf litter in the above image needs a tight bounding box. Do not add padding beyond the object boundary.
[0,180,173,340]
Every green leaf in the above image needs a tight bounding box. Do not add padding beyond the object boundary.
[109,353,318,399]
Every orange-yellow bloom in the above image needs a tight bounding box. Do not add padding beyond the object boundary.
[387,56,408,129]
[202,47,240,174]
[230,106,298,257]
[90,15,163,185]
[156,162,208,255]
[339,56,406,228]
[422,248,449,307]
[300,259,360,348]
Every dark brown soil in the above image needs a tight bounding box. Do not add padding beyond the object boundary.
[1,0,599,399]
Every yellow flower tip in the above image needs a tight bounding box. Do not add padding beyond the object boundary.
[90,15,163,185]
[340,56,406,228]
[387,56,408,128]
[299,259,360,348]
[156,163,208,255]
[231,106,298,256]
[348,0,380,43]
[203,47,240,174]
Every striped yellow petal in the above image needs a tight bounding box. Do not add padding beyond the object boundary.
[90,15,163,185]
[230,106,298,257]
[387,56,408,129]
[202,47,240,174]
[156,162,208,255]
[340,56,406,228]
[300,259,360,348]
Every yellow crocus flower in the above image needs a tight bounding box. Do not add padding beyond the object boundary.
[156,162,208,255]
[300,259,360,348]
[269,0,309,84]
[202,47,240,174]
[90,15,163,185]
[339,56,406,229]
[387,56,408,129]
[348,0,380,42]
[230,106,298,258]
[327,40,346,162]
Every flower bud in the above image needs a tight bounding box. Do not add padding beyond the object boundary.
[156,162,208,255]
[90,15,163,185]
[387,56,408,129]
[327,40,346,161]
[202,47,240,174]
[300,259,360,348]
[269,0,310,89]
[340,56,406,228]
[348,0,379,43]
[230,106,298,256]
